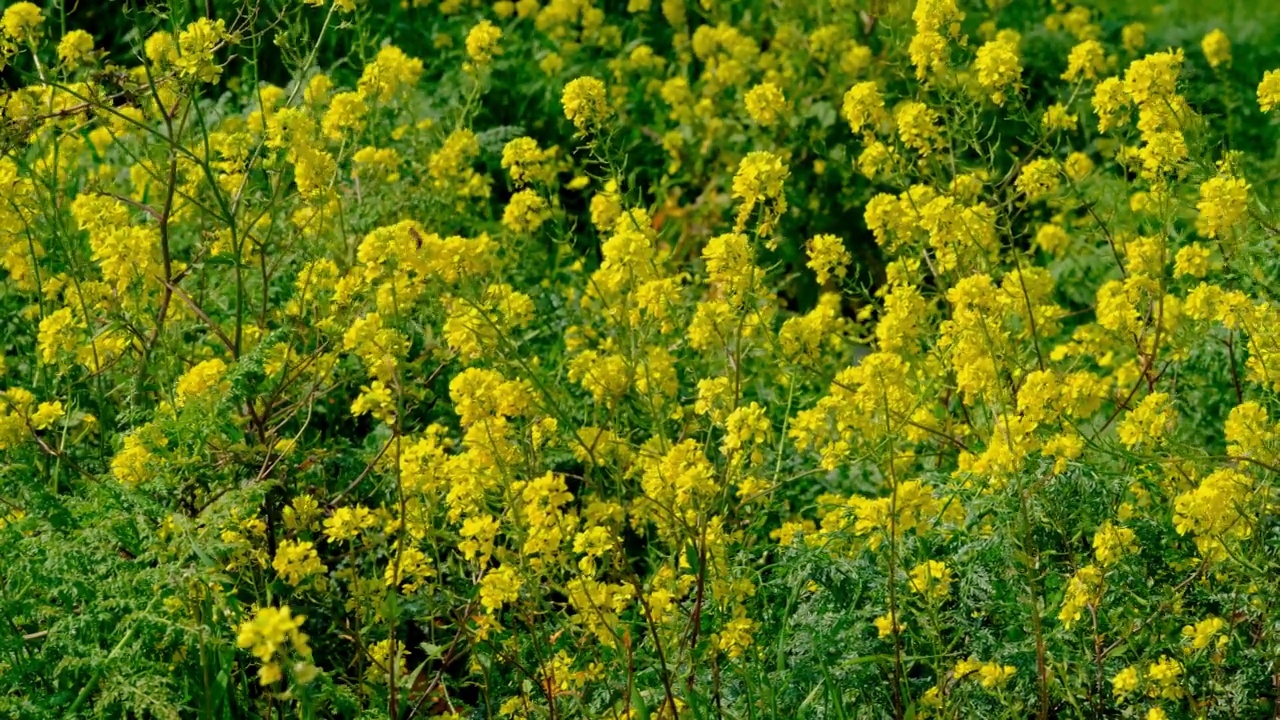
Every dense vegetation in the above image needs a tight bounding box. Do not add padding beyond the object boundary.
[5,0,1280,718]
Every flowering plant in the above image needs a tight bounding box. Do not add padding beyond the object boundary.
[3,0,1280,718]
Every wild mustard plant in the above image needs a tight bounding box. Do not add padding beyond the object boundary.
[4,0,1280,718]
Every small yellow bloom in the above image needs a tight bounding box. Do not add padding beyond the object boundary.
[1042,103,1078,132]
[1063,39,1105,82]
[1016,158,1062,200]
[465,20,501,66]
[1201,29,1231,69]
[744,82,786,126]
[1260,69,1280,112]
[502,189,551,234]
[1196,175,1249,238]
[977,662,1015,689]
[974,36,1022,104]
[30,401,64,431]
[479,564,522,612]
[907,560,954,602]
[1112,665,1140,701]
[1174,244,1211,278]
[57,30,94,68]
[562,76,610,133]
[873,612,903,638]
[1181,616,1227,650]
[1,2,44,44]
[807,234,851,284]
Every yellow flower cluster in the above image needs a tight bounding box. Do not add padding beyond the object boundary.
[236,606,315,685]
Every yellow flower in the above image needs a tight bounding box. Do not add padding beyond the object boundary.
[321,91,367,139]
[110,425,166,487]
[1174,243,1211,278]
[144,31,177,67]
[283,496,320,531]
[1260,69,1280,112]
[479,564,522,612]
[1016,158,1062,200]
[1173,468,1252,560]
[909,31,949,81]
[1066,151,1093,181]
[842,81,886,135]
[572,525,616,573]
[1092,522,1138,567]
[501,137,555,188]
[744,82,786,126]
[954,656,982,680]
[1181,616,1227,650]
[977,662,1015,689]
[37,307,81,365]
[873,612,903,638]
[731,151,789,236]
[1058,564,1102,628]
[839,81,890,137]
[1226,401,1275,460]
[1196,175,1249,238]
[324,506,375,542]
[807,234,851,285]
[974,36,1022,104]
[502,189,551,234]
[448,367,531,426]
[272,539,327,585]
[540,51,564,76]
[567,350,630,405]
[894,101,941,155]
[1201,29,1231,69]
[56,30,94,68]
[459,514,500,563]
[912,0,964,35]
[465,20,502,66]
[357,45,423,101]
[1111,665,1140,701]
[175,358,229,408]
[1,2,44,44]
[236,606,312,686]
[1042,103,1078,132]
[1117,392,1172,448]
[384,543,434,592]
[722,401,770,461]
[716,610,758,659]
[1137,128,1187,178]
[562,76,610,132]
[351,380,396,423]
[1093,77,1130,132]
[1122,23,1146,53]
[1035,223,1071,255]
[589,180,622,231]
[30,401,64,431]
[1124,50,1183,106]
[1063,39,1105,82]
[352,146,401,181]
[304,73,333,105]
[428,129,490,201]
[1147,656,1184,699]
[173,18,232,83]
[69,194,162,293]
[907,560,953,602]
